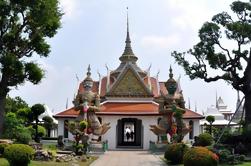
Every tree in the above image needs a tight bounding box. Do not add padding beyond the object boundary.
[206,115,215,135]
[0,0,62,137]
[31,104,45,142]
[42,116,55,137]
[172,1,251,126]
[5,96,29,113]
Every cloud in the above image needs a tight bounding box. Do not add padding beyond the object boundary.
[165,0,232,30]
[59,0,81,20]
[9,60,76,113]
[141,34,181,49]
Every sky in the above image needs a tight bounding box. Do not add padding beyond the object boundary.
[9,0,248,114]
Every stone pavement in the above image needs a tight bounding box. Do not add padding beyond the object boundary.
[90,151,166,166]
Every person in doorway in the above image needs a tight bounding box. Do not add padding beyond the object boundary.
[125,127,131,141]
[130,130,134,141]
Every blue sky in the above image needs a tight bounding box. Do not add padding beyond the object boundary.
[10,0,247,114]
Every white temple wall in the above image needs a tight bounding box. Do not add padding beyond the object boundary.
[98,115,160,150]
[183,119,200,143]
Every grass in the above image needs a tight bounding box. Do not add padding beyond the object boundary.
[0,156,98,166]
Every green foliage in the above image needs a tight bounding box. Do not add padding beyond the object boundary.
[198,133,214,146]
[172,106,185,143]
[79,120,88,131]
[206,115,215,135]
[3,112,32,143]
[27,125,46,139]
[37,125,46,137]
[206,116,215,124]
[3,112,22,138]
[4,144,35,166]
[15,127,32,144]
[183,147,219,166]
[217,149,231,163]
[164,143,188,164]
[73,143,84,155]
[31,104,45,118]
[0,0,62,87]
[0,0,62,137]
[171,1,251,125]
[30,104,45,142]
[4,96,29,113]
[42,116,55,137]
[0,143,9,155]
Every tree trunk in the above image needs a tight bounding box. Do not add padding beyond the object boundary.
[245,92,251,126]
[244,50,251,127]
[0,97,6,138]
[35,119,39,142]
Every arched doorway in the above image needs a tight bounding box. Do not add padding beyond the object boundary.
[117,118,142,148]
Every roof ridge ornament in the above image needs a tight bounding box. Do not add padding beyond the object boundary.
[83,64,93,91]
[119,7,138,63]
[169,65,173,79]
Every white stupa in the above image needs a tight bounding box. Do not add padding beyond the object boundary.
[38,105,58,124]
[200,105,236,126]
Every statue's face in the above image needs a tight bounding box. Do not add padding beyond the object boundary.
[168,83,177,95]
[84,80,93,90]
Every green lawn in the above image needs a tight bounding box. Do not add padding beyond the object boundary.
[0,156,97,166]
[232,162,251,166]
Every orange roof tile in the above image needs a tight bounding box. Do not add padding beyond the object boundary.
[183,109,204,119]
[54,104,203,119]
[54,107,79,118]
[100,102,159,115]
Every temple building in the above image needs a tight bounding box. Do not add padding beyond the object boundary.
[200,96,238,132]
[216,96,233,121]
[53,17,203,149]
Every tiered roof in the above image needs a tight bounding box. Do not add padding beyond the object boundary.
[54,15,203,120]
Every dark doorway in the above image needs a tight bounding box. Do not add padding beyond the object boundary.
[117,118,142,148]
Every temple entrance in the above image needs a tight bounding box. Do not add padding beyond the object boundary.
[117,118,142,148]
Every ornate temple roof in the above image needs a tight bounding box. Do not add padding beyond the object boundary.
[112,12,146,78]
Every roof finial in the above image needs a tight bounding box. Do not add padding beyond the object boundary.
[119,7,138,62]
[169,65,173,79]
[126,7,129,42]
[87,64,91,77]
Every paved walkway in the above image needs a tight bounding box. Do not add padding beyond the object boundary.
[90,151,166,166]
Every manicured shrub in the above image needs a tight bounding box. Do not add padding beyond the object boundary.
[37,125,46,137]
[4,144,35,166]
[164,143,188,164]
[79,120,88,131]
[28,125,46,138]
[183,147,219,166]
[198,133,213,146]
[15,127,32,144]
[218,149,231,163]
[0,143,9,155]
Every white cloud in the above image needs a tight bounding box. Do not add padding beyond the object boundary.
[9,60,76,113]
[165,0,232,30]
[141,34,180,49]
[59,0,81,20]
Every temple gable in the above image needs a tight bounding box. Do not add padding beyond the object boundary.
[107,65,152,97]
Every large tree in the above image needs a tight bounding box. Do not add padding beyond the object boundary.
[0,0,62,137]
[172,1,251,126]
